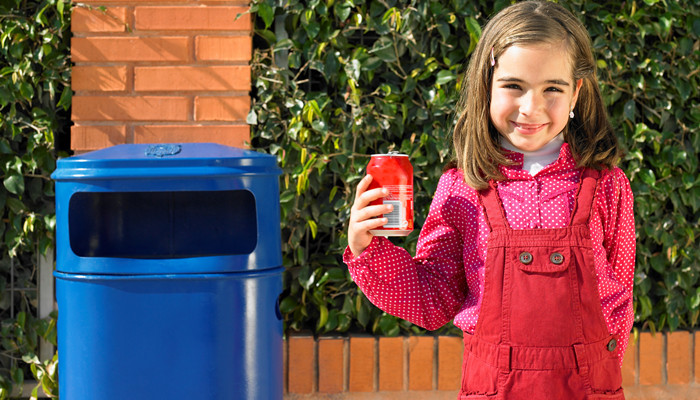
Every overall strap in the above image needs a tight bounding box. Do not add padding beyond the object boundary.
[570,168,601,226]
[478,181,509,231]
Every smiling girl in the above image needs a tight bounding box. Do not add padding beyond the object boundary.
[345,1,635,399]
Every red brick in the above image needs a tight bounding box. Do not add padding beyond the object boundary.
[72,6,128,33]
[621,332,636,387]
[72,66,128,92]
[134,66,250,92]
[134,125,249,148]
[318,338,344,393]
[667,331,690,385]
[195,35,252,62]
[195,96,249,121]
[408,336,433,391]
[283,338,288,394]
[78,0,189,2]
[199,0,249,3]
[693,330,700,383]
[71,125,126,151]
[695,333,700,383]
[348,336,374,392]
[134,6,251,31]
[378,337,403,391]
[72,37,190,62]
[437,336,462,391]
[287,335,314,393]
[639,332,663,385]
[72,96,189,122]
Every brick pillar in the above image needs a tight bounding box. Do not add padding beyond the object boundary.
[71,0,252,153]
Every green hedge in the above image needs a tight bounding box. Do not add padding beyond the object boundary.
[0,0,68,397]
[249,0,700,337]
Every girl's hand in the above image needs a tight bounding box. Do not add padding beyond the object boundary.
[348,174,393,257]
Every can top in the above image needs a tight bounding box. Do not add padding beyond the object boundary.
[371,151,408,157]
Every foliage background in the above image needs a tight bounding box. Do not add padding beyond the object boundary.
[249,0,700,337]
[0,0,67,398]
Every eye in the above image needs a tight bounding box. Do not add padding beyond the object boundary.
[545,86,564,93]
[503,84,522,90]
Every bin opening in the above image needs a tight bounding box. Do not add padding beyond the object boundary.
[69,190,257,258]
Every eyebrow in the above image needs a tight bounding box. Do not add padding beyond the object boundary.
[496,77,571,86]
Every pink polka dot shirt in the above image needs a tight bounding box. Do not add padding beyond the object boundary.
[343,143,636,366]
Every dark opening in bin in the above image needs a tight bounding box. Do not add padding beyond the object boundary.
[68,190,257,258]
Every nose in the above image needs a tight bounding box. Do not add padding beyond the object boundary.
[519,90,544,116]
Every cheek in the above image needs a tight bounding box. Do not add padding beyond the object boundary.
[489,92,511,118]
[546,97,570,116]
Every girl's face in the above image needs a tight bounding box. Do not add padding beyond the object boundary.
[489,43,582,152]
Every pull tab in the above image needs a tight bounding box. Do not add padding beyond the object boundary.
[146,144,182,158]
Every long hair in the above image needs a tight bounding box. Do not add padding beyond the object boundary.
[452,0,620,189]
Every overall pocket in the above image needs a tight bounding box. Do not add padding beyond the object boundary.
[587,351,624,397]
[460,349,498,397]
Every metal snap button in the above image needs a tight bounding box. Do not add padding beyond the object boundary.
[550,252,565,265]
[607,338,617,352]
[519,252,533,265]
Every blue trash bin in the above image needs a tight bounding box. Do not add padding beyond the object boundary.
[52,143,283,400]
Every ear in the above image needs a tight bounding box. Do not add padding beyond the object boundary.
[571,78,583,110]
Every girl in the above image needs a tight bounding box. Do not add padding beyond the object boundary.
[344,1,635,399]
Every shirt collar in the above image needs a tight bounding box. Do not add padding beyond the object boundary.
[499,142,575,179]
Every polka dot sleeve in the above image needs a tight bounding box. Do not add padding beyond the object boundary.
[591,167,636,367]
[343,170,470,330]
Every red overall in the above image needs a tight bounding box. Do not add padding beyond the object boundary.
[460,169,625,400]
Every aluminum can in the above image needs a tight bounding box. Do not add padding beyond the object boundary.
[367,152,413,236]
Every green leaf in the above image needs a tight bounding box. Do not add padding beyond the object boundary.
[57,87,72,111]
[279,296,299,314]
[369,36,397,62]
[257,2,275,29]
[623,100,636,121]
[334,0,352,22]
[316,304,329,331]
[436,70,455,85]
[639,169,656,186]
[3,173,24,195]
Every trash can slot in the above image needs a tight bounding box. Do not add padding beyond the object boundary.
[69,190,257,259]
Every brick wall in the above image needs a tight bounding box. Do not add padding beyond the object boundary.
[70,0,252,152]
[284,332,700,400]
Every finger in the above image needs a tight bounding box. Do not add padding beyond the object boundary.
[354,188,388,212]
[351,203,393,223]
[354,174,374,202]
[354,217,389,233]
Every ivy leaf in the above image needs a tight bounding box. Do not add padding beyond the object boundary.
[623,100,636,121]
[436,70,455,85]
[279,296,299,314]
[246,109,258,125]
[57,87,71,111]
[334,0,352,22]
[257,2,274,29]
[639,169,656,186]
[370,36,396,62]
[3,173,24,195]
[316,304,329,331]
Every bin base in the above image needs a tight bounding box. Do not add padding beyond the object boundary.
[55,269,283,400]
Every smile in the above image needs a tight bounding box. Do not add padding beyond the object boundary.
[512,121,548,134]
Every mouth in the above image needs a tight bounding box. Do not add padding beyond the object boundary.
[511,121,548,134]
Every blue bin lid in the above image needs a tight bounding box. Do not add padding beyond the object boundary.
[52,143,280,180]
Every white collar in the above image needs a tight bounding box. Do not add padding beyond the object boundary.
[501,133,564,176]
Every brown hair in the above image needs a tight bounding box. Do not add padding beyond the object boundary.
[451,0,620,189]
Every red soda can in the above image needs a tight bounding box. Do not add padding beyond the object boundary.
[366,152,413,236]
